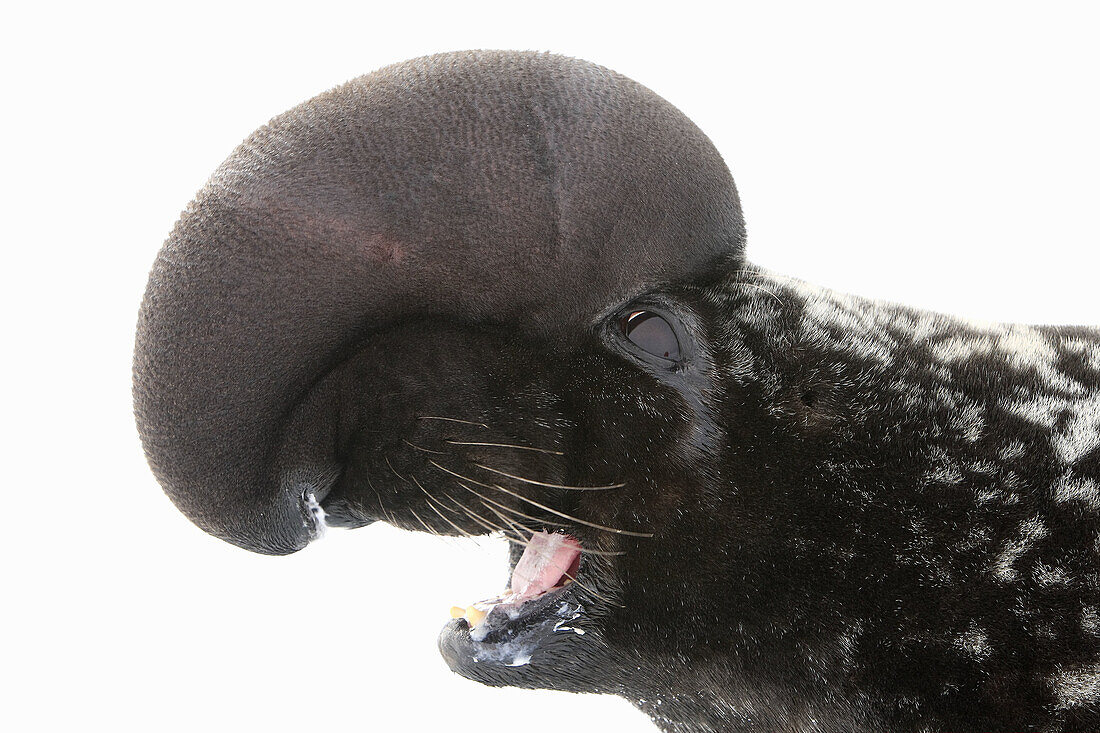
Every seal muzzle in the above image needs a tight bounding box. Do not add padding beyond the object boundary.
[132,50,745,554]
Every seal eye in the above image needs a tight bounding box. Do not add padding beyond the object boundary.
[620,311,681,361]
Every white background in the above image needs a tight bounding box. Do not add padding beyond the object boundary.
[4,2,1099,731]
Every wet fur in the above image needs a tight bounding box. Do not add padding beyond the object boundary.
[134,52,1100,731]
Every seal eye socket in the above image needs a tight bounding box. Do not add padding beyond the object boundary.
[619,311,681,362]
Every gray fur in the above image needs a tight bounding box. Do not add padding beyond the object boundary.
[133,50,743,554]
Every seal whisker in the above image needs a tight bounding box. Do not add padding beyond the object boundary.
[480,499,533,536]
[365,475,398,526]
[478,499,626,558]
[452,481,567,529]
[374,495,396,526]
[403,439,449,455]
[429,459,652,537]
[480,525,566,562]
[417,415,490,429]
[486,503,622,607]
[491,528,543,550]
[409,507,472,552]
[556,567,621,607]
[410,475,463,517]
[485,505,553,555]
[408,508,441,537]
[444,494,507,535]
[486,481,654,538]
[390,460,466,525]
[385,457,411,484]
[427,459,499,491]
[474,463,625,491]
[446,440,565,456]
[419,491,477,539]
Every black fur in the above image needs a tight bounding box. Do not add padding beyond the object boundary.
[134,51,1100,731]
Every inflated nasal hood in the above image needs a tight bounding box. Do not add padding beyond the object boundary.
[133,50,745,554]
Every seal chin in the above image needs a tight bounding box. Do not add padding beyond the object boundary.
[438,532,600,687]
[438,584,586,678]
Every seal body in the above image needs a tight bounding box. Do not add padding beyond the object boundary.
[326,267,1100,731]
[612,268,1100,731]
[133,51,1100,732]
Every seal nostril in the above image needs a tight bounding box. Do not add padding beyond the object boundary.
[800,388,817,408]
[303,491,328,540]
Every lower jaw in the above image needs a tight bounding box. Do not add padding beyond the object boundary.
[439,529,593,679]
[438,582,586,671]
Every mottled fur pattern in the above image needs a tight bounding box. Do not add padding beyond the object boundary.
[134,51,1100,732]
[664,268,1100,730]
[296,267,1100,731]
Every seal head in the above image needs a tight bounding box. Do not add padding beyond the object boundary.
[133,50,744,555]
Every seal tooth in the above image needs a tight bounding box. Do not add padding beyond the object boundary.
[465,606,488,627]
[449,604,491,627]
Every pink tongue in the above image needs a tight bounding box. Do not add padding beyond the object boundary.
[510,532,582,601]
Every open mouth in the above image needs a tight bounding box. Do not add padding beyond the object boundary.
[440,531,587,668]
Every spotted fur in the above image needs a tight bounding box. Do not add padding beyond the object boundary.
[134,51,1100,732]
[667,267,1100,729]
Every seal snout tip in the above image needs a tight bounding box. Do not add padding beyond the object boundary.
[303,491,328,541]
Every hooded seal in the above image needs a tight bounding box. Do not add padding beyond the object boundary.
[134,51,1100,732]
